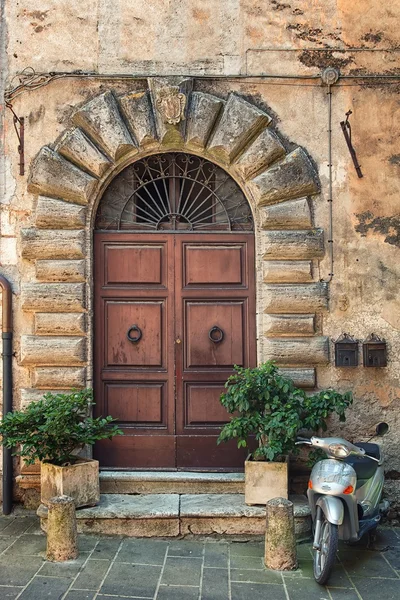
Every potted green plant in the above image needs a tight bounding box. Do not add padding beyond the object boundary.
[217,362,352,505]
[0,389,122,508]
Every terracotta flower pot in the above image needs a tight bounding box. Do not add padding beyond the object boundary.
[244,457,288,506]
[41,458,100,508]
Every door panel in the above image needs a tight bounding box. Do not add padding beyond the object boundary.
[94,232,255,470]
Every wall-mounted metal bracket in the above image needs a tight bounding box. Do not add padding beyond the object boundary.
[340,110,363,178]
[5,102,25,176]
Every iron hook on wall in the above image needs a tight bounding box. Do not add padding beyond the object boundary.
[340,110,363,178]
[5,101,25,176]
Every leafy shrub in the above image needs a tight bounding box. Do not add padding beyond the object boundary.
[0,389,122,466]
[217,362,352,462]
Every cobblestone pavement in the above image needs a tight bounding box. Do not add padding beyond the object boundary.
[0,515,400,599]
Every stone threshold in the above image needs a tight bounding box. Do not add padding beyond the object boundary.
[100,470,245,494]
[37,493,311,539]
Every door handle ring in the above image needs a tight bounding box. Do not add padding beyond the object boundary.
[209,325,224,344]
[127,324,142,343]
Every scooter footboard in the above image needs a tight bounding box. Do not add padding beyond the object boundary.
[316,496,344,525]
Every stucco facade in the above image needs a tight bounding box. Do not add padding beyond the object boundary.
[0,1,399,511]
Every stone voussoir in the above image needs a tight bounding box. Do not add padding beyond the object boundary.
[249,148,320,206]
[148,77,193,145]
[119,90,158,149]
[234,127,286,180]
[263,261,313,283]
[21,283,85,312]
[57,127,112,178]
[207,93,271,164]
[73,91,136,162]
[263,229,324,260]
[264,336,330,365]
[264,283,328,313]
[20,335,86,366]
[264,314,315,337]
[35,260,85,283]
[33,367,87,389]
[36,197,87,229]
[28,146,97,205]
[21,229,85,261]
[261,198,312,230]
[34,312,86,335]
[185,92,224,150]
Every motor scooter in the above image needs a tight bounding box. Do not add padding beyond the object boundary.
[296,422,390,585]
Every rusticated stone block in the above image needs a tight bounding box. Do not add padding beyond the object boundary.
[263,261,313,283]
[264,314,315,336]
[207,94,271,163]
[119,90,158,148]
[21,283,85,312]
[36,260,85,283]
[20,335,86,365]
[234,128,285,180]
[33,367,86,389]
[20,388,69,410]
[261,198,312,230]
[36,197,87,229]
[264,283,328,313]
[21,229,85,260]
[278,368,316,388]
[73,91,136,161]
[148,77,193,145]
[57,128,111,178]
[28,147,97,205]
[186,92,224,150]
[263,229,324,260]
[264,337,330,365]
[249,148,320,206]
[34,313,86,335]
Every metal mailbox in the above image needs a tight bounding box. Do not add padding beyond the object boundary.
[334,333,358,367]
[363,333,387,367]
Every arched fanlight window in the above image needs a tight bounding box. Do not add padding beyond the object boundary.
[95,153,253,232]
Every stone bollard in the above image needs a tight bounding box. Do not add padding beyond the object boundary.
[265,497,297,570]
[46,495,78,562]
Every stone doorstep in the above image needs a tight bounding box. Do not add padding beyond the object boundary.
[37,493,311,539]
[100,470,245,494]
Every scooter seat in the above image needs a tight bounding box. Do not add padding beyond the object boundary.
[344,442,381,481]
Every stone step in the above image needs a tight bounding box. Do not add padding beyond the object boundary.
[38,493,311,539]
[100,471,245,495]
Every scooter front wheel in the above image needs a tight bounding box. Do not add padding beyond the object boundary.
[313,513,339,585]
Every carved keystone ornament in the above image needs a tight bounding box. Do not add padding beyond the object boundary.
[156,87,186,125]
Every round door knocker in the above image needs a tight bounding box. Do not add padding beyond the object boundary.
[127,325,142,343]
[209,326,224,344]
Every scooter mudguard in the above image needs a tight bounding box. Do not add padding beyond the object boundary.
[316,496,344,525]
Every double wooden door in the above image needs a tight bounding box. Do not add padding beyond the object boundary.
[94,232,256,469]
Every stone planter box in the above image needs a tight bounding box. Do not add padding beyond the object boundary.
[41,458,100,508]
[245,457,288,506]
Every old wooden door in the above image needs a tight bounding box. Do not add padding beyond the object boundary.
[94,153,256,470]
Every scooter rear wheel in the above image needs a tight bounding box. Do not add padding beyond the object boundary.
[313,514,339,585]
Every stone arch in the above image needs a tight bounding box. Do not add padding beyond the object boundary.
[20,77,329,403]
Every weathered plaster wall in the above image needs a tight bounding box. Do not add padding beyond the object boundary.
[1,1,399,508]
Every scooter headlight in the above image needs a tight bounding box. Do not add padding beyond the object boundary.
[328,443,350,458]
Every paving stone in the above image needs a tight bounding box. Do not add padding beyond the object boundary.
[39,552,91,578]
[18,576,71,600]
[283,560,314,579]
[230,553,264,570]
[4,534,46,556]
[0,537,15,553]
[0,586,24,599]
[284,577,331,600]
[340,550,398,578]
[100,562,162,597]
[325,564,354,588]
[231,582,286,600]
[384,547,400,569]
[161,556,203,587]
[229,541,264,557]
[204,542,229,568]
[117,539,168,565]
[328,589,360,600]
[0,556,44,586]
[90,537,122,560]
[1,518,37,536]
[158,585,200,600]
[201,568,229,599]
[231,568,283,584]
[72,559,111,590]
[0,518,16,532]
[352,576,400,600]
[78,535,100,552]
[168,540,204,557]
[65,591,96,600]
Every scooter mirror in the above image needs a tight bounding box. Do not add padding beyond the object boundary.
[375,422,389,436]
